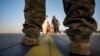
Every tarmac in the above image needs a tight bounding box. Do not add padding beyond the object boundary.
[0,33,100,56]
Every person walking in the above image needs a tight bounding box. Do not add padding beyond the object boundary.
[52,16,60,33]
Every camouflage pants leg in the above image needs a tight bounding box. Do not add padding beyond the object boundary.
[22,0,46,45]
[63,0,97,55]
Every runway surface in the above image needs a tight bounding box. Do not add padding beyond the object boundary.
[0,33,100,56]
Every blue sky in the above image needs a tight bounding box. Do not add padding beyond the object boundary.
[0,0,100,33]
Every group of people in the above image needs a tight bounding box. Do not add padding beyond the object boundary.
[42,15,60,35]
[21,0,97,56]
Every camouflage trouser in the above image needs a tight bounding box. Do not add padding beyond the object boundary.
[23,0,46,39]
[63,0,97,55]
[23,0,97,55]
[22,0,46,45]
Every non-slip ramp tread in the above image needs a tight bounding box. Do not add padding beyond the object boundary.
[25,34,63,56]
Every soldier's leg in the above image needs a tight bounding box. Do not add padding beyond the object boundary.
[62,0,97,55]
[22,0,46,45]
[54,25,56,33]
[55,26,58,33]
[57,26,59,33]
[57,26,60,33]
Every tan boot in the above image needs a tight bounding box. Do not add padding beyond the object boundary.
[70,41,90,55]
[21,36,39,46]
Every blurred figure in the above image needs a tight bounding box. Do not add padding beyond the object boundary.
[52,16,60,33]
[42,16,49,35]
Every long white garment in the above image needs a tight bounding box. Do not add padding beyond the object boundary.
[42,16,49,34]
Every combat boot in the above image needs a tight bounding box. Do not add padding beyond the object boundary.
[21,36,39,46]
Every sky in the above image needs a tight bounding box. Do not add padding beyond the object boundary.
[0,0,100,33]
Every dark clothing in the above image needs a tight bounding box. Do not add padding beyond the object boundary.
[52,16,60,33]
